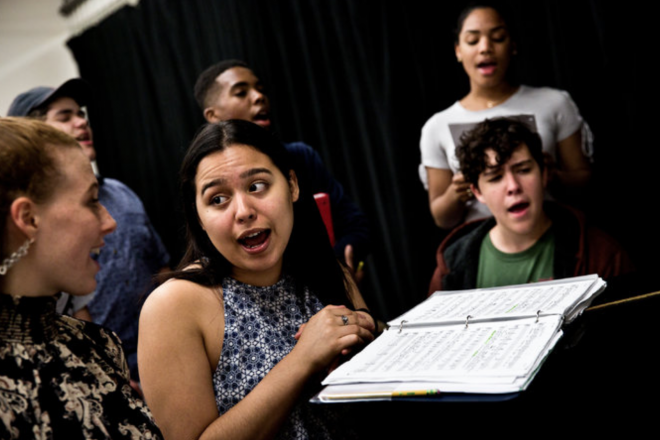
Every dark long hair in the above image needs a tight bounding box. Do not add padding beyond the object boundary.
[169,119,352,307]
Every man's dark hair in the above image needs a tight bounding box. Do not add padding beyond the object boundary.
[457,117,544,188]
[193,59,249,111]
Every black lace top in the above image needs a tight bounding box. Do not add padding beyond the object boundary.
[0,293,162,439]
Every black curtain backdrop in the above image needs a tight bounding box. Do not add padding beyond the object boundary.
[67,0,644,321]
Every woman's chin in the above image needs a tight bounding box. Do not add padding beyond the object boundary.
[66,281,97,297]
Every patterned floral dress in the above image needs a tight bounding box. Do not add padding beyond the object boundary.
[0,293,162,439]
[213,276,354,440]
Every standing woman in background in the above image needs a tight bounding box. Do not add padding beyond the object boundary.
[0,118,162,439]
[420,1,592,229]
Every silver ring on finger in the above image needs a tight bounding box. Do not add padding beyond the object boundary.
[341,315,349,326]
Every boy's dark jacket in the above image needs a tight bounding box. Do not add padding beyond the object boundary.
[429,202,634,294]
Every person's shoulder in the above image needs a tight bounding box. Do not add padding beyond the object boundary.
[283,141,325,170]
[518,85,571,105]
[142,276,222,326]
[581,220,627,255]
[58,314,128,369]
[422,101,463,130]
[284,141,320,159]
[549,203,633,274]
[100,178,144,205]
[442,217,492,255]
[58,313,119,342]
[102,177,135,193]
[583,223,635,278]
[145,277,217,308]
[283,141,314,152]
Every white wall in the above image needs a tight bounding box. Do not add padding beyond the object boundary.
[0,1,79,115]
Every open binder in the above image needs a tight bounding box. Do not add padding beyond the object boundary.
[316,275,606,402]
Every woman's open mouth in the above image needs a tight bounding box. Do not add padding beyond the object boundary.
[477,61,497,75]
[238,229,271,250]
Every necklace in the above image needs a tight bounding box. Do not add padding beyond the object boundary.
[461,86,519,112]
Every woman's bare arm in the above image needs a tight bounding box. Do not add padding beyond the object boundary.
[139,280,373,440]
[550,128,592,191]
[427,168,472,229]
[139,280,223,439]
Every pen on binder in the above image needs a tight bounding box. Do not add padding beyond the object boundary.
[324,389,441,400]
[393,389,441,397]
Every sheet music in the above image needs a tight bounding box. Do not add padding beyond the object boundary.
[324,316,563,385]
[390,276,600,326]
[318,275,604,399]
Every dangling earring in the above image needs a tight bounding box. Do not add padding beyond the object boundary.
[0,239,34,276]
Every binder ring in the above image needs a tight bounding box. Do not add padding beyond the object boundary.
[465,315,472,328]
[536,310,541,323]
[398,320,408,334]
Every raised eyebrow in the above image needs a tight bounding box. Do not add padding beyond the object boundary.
[200,168,272,195]
[240,168,272,179]
[200,178,225,196]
